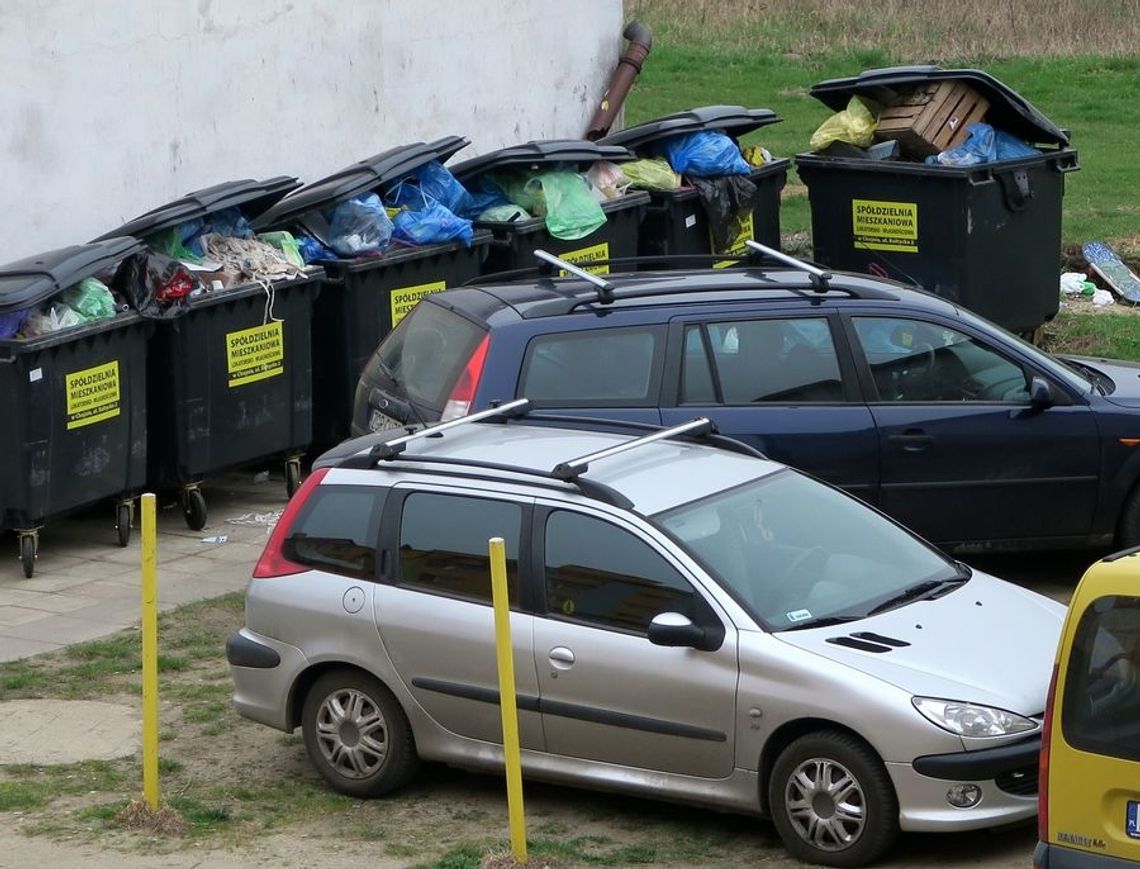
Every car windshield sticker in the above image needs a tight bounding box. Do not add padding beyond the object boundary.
[1127,801,1139,839]
[786,609,812,623]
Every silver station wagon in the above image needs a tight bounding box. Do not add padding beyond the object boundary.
[227,400,1064,866]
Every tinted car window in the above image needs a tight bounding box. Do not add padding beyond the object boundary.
[544,510,706,633]
[283,485,386,579]
[398,493,521,604]
[365,302,485,412]
[684,318,843,404]
[521,327,663,405]
[1062,595,1140,763]
[853,317,1030,403]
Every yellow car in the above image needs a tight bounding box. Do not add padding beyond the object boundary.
[1036,549,1140,867]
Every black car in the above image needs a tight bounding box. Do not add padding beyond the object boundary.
[352,245,1140,553]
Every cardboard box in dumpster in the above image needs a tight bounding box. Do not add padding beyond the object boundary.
[874,81,990,157]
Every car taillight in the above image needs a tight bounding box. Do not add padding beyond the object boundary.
[251,468,329,578]
[1038,662,1059,843]
[441,334,490,421]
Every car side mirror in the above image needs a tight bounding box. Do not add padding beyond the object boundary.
[1029,376,1055,410]
[648,612,720,651]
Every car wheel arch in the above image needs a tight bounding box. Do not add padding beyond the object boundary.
[758,717,887,815]
[287,662,404,733]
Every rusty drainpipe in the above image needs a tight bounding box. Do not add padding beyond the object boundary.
[584,20,653,141]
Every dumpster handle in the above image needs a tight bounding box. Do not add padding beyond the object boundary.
[965,170,996,188]
[1054,153,1081,173]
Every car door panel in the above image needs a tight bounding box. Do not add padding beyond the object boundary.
[532,504,739,779]
[847,315,1101,545]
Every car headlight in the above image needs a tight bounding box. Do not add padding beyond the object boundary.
[912,697,1037,737]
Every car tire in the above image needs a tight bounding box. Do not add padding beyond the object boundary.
[301,670,419,798]
[1118,486,1140,548]
[768,730,898,868]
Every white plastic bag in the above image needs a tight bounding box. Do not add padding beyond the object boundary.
[1092,288,1115,307]
[1059,272,1087,294]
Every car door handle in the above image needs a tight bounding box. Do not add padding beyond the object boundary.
[548,646,575,668]
[887,430,934,451]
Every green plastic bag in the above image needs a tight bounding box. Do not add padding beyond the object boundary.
[809,96,881,152]
[621,157,681,191]
[153,227,202,263]
[257,231,304,268]
[60,277,117,321]
[530,172,606,240]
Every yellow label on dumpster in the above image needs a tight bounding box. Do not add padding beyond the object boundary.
[66,361,121,430]
[713,212,755,269]
[559,242,611,275]
[390,281,447,328]
[852,199,918,253]
[226,322,284,388]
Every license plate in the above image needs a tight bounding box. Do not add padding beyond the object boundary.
[368,409,405,433]
[1127,801,1139,839]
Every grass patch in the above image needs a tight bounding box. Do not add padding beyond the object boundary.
[0,780,53,811]
[1042,309,1140,359]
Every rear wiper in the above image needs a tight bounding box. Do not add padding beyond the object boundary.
[866,577,968,617]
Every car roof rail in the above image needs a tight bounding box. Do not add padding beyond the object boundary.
[368,397,532,460]
[551,417,715,480]
[743,240,832,291]
[516,412,767,461]
[462,251,760,288]
[533,249,617,303]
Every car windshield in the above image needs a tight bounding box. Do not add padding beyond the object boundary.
[653,470,963,631]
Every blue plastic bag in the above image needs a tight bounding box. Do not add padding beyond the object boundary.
[384,161,476,217]
[328,193,394,256]
[203,207,254,239]
[657,130,752,177]
[392,200,473,247]
[296,234,338,263]
[465,174,510,216]
[0,308,30,338]
[926,123,1039,167]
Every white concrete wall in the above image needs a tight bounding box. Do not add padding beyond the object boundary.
[0,0,623,259]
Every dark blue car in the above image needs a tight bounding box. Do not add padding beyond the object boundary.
[351,257,1140,553]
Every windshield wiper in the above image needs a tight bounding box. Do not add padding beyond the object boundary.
[1060,358,1106,394]
[866,576,968,617]
[782,614,865,632]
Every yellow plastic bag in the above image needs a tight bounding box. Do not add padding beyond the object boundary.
[809,96,881,152]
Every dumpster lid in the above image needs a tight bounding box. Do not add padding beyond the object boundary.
[0,237,144,313]
[598,106,782,150]
[809,65,1069,146]
[254,136,471,230]
[94,176,302,242]
[449,139,634,181]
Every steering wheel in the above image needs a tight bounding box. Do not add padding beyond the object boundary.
[903,342,936,382]
[784,545,828,587]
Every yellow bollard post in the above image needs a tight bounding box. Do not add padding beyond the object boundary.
[140,493,160,810]
[489,537,527,861]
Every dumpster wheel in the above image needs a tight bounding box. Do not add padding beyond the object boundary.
[18,531,38,579]
[115,501,133,548]
[181,486,207,531]
[285,457,303,498]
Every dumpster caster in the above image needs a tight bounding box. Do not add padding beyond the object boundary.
[285,458,303,498]
[181,487,207,531]
[115,501,133,548]
[18,531,37,579]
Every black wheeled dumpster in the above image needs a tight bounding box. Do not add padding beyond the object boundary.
[254,137,493,450]
[599,105,789,260]
[449,140,649,275]
[795,66,1079,335]
[0,239,149,577]
[96,178,324,530]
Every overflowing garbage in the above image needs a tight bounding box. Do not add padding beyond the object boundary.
[808,73,1048,167]
[0,266,126,339]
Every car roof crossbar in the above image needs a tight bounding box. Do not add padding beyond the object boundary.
[534,249,617,303]
[744,240,832,291]
[370,398,532,460]
[552,417,715,480]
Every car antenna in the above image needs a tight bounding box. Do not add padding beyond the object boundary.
[370,398,532,460]
[534,249,617,304]
[744,240,832,292]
